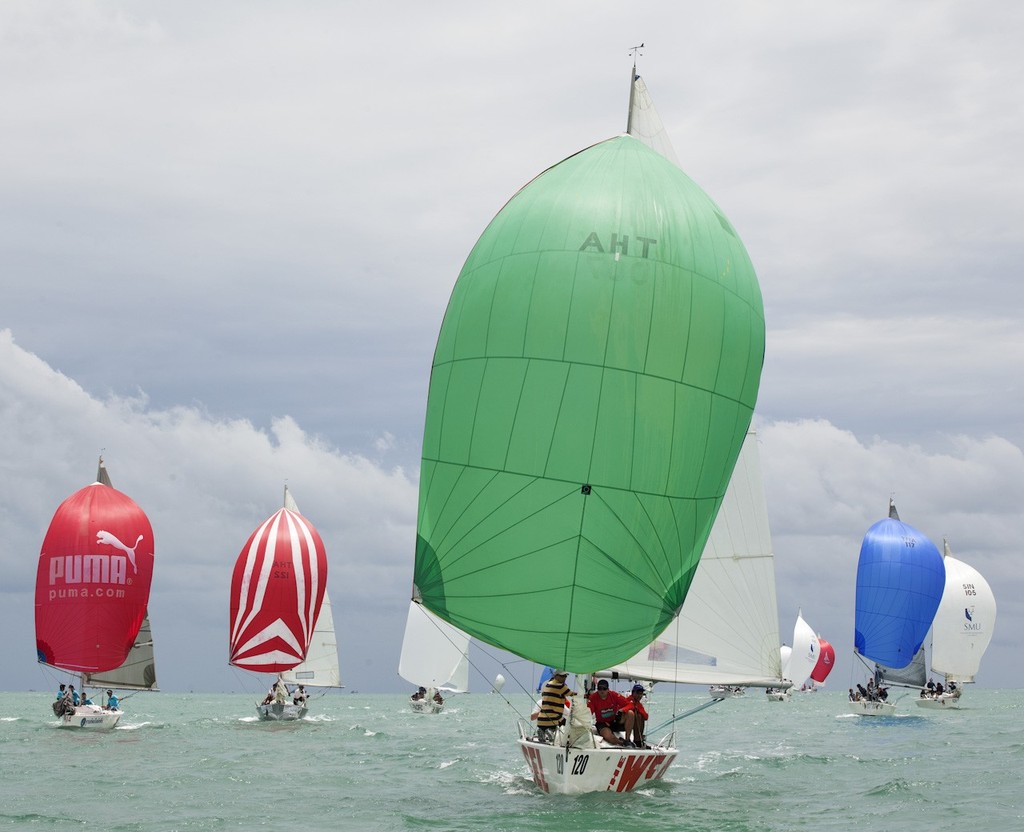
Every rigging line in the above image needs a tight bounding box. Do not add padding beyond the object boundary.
[467,642,571,722]
[646,695,723,735]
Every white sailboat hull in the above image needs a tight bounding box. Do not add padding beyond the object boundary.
[256,702,308,721]
[847,700,897,716]
[915,691,962,710]
[766,690,791,702]
[518,737,677,795]
[410,699,444,714]
[55,704,122,730]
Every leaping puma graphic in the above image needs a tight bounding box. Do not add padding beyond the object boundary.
[96,530,144,574]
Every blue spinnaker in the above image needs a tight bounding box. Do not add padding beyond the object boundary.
[854,503,945,668]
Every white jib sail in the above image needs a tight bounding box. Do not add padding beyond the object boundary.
[399,601,471,692]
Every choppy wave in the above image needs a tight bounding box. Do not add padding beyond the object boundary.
[1,690,1020,831]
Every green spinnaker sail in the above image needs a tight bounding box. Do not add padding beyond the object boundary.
[415,134,764,673]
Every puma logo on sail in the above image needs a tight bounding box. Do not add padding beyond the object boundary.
[96,530,143,574]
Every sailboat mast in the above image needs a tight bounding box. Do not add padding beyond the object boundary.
[626,43,643,133]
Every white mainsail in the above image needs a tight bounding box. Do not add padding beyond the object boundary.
[625,73,680,166]
[398,601,470,692]
[604,430,784,687]
[929,540,996,683]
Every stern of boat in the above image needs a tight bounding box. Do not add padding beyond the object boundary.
[410,700,444,714]
[516,723,676,794]
[257,702,307,721]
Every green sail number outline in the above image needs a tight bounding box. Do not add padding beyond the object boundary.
[415,135,764,673]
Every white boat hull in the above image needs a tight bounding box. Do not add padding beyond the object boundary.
[257,702,307,721]
[709,686,745,697]
[55,704,121,730]
[766,690,791,702]
[410,699,444,714]
[517,736,676,794]
[915,692,962,710]
[848,699,896,716]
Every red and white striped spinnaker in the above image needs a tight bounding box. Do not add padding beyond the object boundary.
[229,494,327,673]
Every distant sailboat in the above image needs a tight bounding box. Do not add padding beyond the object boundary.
[229,486,335,721]
[399,601,470,713]
[413,55,765,794]
[36,458,156,729]
[916,539,996,710]
[849,500,945,716]
[769,612,818,701]
[808,636,835,689]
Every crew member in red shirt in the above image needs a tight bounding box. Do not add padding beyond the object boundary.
[620,684,649,748]
[586,679,630,746]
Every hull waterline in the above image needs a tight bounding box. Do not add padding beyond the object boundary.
[518,737,677,794]
[915,692,962,710]
[256,702,308,721]
[55,704,121,730]
[848,700,897,716]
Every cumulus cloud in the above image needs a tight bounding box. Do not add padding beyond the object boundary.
[1,330,417,691]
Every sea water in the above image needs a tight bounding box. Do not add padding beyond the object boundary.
[1,689,1021,831]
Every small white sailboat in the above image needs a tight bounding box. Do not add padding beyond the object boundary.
[229,486,337,721]
[916,539,996,710]
[36,458,157,730]
[768,612,819,701]
[399,600,470,713]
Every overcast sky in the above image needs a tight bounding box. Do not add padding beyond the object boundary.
[2,1,1021,696]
